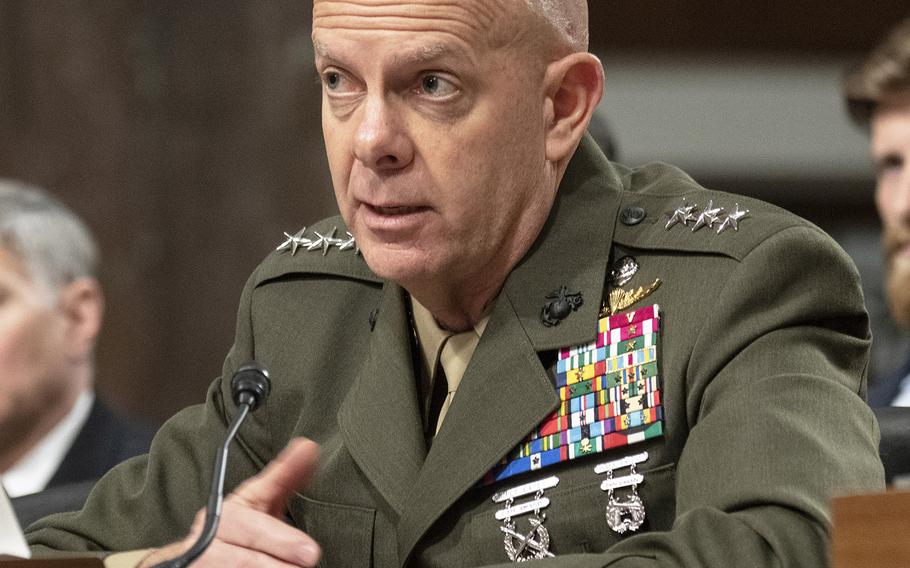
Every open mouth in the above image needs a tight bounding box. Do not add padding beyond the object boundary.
[370,205,425,215]
[360,202,432,235]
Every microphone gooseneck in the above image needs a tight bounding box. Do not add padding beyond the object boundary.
[151,362,271,568]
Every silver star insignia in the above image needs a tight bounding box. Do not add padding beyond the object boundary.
[691,200,724,232]
[305,235,323,251]
[338,231,358,254]
[716,204,750,234]
[313,227,343,256]
[276,227,309,255]
[664,200,698,230]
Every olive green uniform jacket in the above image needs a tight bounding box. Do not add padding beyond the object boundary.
[28,137,884,567]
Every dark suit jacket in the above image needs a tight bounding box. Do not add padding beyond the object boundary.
[12,398,154,527]
[28,137,884,567]
[868,357,910,407]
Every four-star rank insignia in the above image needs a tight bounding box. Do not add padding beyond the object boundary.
[664,198,750,234]
[276,226,359,256]
[483,304,664,485]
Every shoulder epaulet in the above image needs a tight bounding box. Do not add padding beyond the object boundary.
[253,215,381,286]
[610,162,819,262]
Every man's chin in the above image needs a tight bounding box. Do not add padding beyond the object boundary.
[360,244,434,285]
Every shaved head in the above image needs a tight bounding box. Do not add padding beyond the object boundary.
[312,0,603,329]
[523,0,589,53]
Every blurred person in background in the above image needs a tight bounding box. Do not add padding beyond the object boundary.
[0,180,154,525]
[845,19,910,406]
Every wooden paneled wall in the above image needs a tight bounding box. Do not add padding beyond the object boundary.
[0,1,334,422]
[590,1,908,53]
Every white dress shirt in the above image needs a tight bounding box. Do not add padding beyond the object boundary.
[1,390,94,498]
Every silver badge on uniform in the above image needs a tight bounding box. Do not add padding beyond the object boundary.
[610,256,639,288]
[595,451,648,534]
[492,476,559,561]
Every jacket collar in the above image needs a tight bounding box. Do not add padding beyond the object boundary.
[337,283,427,516]
[337,136,624,564]
[400,136,623,562]
[504,135,622,351]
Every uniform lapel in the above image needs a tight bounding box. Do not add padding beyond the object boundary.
[337,282,426,517]
[397,136,624,563]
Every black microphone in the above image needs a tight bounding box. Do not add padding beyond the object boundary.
[152,362,271,568]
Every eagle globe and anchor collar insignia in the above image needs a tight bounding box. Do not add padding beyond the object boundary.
[540,286,584,327]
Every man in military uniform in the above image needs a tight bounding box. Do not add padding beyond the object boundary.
[28,1,883,566]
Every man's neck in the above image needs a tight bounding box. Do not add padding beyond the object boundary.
[408,280,499,333]
[0,402,71,474]
[0,390,95,498]
[403,164,567,331]
[0,374,91,473]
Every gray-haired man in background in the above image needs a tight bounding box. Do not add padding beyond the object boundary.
[0,180,153,525]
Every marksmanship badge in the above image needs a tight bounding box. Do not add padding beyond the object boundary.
[492,476,559,562]
[596,451,649,533]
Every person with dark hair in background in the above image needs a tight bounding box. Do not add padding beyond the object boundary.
[844,19,910,407]
[0,180,154,526]
[28,2,881,567]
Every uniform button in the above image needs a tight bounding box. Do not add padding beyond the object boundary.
[620,206,646,226]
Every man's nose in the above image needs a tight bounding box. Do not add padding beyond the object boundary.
[889,167,910,224]
[352,96,414,171]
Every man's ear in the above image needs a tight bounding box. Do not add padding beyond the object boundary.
[543,52,605,163]
[59,277,104,359]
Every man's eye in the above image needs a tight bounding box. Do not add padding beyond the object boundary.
[418,74,457,97]
[877,154,905,177]
[322,70,354,93]
[324,72,341,90]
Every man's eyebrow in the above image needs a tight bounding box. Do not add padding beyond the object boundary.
[312,40,334,61]
[391,44,458,66]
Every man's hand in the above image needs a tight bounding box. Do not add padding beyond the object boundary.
[139,438,322,567]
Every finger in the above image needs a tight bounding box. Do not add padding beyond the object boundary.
[151,540,319,568]
[191,539,317,568]
[230,438,319,516]
[213,501,321,566]
[138,543,187,568]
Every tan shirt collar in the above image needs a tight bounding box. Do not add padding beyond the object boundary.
[411,298,490,434]
[410,298,488,382]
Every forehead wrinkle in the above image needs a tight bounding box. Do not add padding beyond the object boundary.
[314,30,478,70]
[313,0,507,46]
